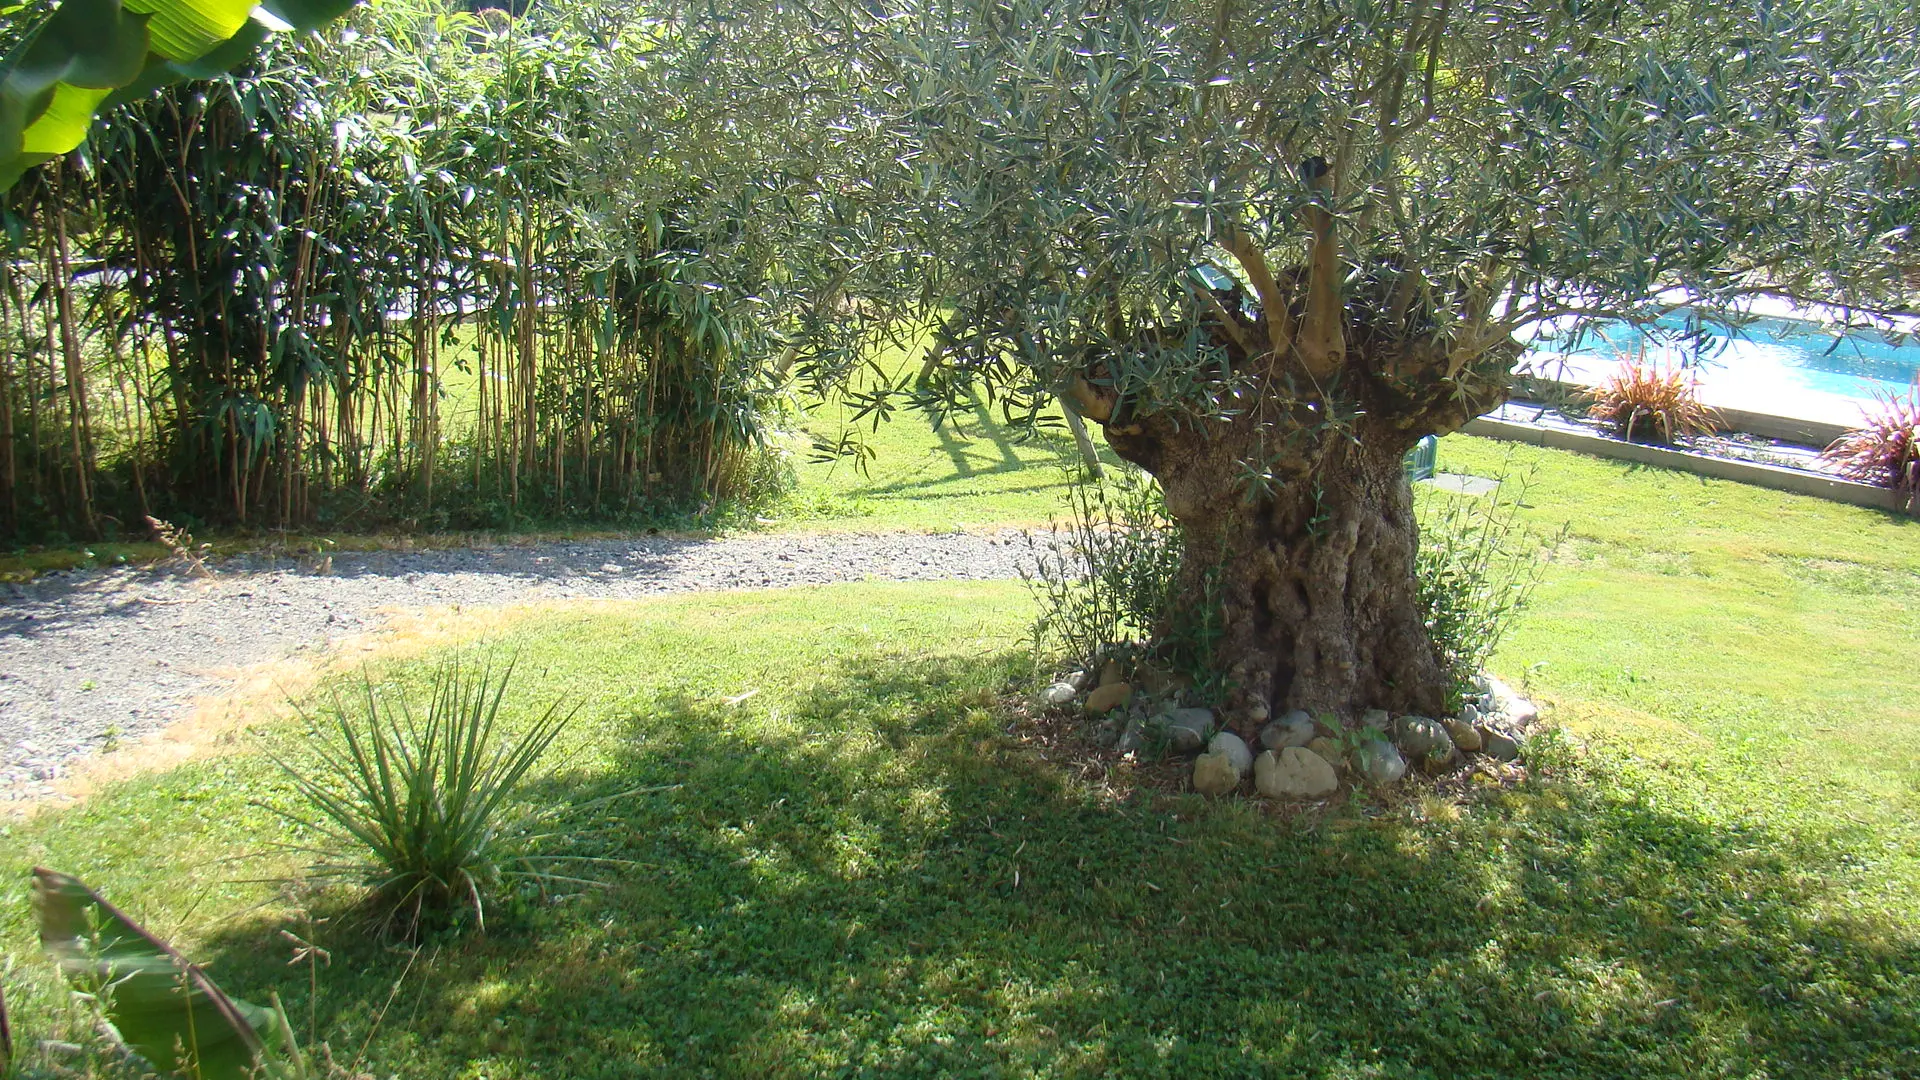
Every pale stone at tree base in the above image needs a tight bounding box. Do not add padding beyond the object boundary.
[1085,682,1132,715]
[1163,707,1216,753]
[1393,715,1451,758]
[1354,739,1409,786]
[1254,747,1340,799]
[1443,716,1483,752]
[1306,736,1343,765]
[1192,751,1241,797]
[1260,710,1317,750]
[1480,727,1521,762]
[1208,731,1253,776]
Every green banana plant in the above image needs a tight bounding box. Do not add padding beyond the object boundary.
[32,867,307,1078]
[0,0,362,189]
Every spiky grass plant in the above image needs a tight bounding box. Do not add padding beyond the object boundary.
[1587,359,1722,444]
[1824,382,1920,509]
[275,658,578,936]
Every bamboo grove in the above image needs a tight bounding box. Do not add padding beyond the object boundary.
[0,1,787,541]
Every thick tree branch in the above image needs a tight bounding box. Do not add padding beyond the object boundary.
[1295,157,1346,380]
[1220,225,1294,363]
[1067,373,1115,422]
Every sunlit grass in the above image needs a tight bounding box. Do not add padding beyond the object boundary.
[1437,437,1920,898]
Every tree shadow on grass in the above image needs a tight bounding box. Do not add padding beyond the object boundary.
[195,653,1920,1078]
[857,394,1121,502]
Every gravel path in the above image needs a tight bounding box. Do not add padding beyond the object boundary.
[0,531,1041,797]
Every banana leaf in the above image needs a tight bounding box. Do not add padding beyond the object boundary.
[32,867,276,1078]
[0,0,364,189]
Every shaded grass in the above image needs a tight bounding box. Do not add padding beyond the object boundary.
[777,346,1124,531]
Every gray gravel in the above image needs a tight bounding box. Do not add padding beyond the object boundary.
[0,530,1042,797]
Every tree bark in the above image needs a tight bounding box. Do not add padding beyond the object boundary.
[1137,428,1445,722]
[1090,312,1511,728]
[1056,393,1104,480]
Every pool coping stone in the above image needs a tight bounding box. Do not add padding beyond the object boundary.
[1463,415,1914,515]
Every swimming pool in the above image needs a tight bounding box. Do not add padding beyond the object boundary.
[1519,311,1920,423]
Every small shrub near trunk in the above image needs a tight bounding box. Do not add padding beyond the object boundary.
[1415,469,1566,712]
[1022,465,1221,690]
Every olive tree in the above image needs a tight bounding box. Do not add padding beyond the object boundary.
[678,0,1917,721]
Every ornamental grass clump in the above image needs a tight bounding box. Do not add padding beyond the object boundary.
[1587,359,1722,444]
[1824,382,1920,509]
[275,658,577,936]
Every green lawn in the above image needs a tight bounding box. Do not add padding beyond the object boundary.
[1438,436,1920,895]
[1,435,1917,1076]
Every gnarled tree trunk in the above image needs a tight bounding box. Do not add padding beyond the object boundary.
[1080,293,1512,729]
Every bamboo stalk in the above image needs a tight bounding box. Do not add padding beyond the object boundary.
[0,261,20,527]
[50,168,98,534]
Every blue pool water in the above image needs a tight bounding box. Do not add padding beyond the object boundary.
[1524,311,1920,407]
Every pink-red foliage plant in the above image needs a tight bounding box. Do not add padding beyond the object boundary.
[1825,381,1920,510]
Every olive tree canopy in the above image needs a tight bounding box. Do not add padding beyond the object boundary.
[648,0,1917,719]
[11,0,1914,720]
